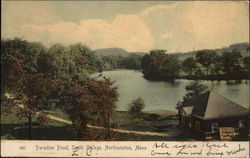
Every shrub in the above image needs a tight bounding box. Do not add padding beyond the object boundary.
[128,97,145,113]
[5,133,15,139]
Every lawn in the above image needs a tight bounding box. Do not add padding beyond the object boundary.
[1,106,184,140]
[1,106,73,140]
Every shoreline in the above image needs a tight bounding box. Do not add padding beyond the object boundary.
[95,69,250,82]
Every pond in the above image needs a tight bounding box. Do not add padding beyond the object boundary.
[92,70,249,112]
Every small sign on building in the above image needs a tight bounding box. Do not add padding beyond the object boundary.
[219,127,238,140]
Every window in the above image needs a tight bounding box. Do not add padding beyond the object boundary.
[195,121,200,131]
[212,123,218,132]
[239,120,245,128]
[189,122,192,128]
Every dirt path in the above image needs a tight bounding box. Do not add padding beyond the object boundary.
[87,124,169,137]
[16,104,72,124]
[15,103,169,137]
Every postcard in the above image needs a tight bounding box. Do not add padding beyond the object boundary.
[1,0,249,157]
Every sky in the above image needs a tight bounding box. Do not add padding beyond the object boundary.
[2,1,249,53]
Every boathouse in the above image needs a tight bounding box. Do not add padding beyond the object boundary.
[178,90,249,140]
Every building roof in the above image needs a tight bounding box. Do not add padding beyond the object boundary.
[183,91,249,120]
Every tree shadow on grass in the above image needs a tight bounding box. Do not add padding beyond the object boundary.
[1,123,75,140]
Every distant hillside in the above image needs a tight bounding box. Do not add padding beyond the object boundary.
[93,42,248,58]
[93,48,129,57]
[171,42,249,59]
[130,52,147,56]
[93,48,147,57]
[222,43,249,52]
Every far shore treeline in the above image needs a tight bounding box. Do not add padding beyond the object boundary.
[141,46,249,81]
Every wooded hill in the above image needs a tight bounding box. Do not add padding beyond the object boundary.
[171,42,249,59]
[94,48,130,57]
[93,47,147,57]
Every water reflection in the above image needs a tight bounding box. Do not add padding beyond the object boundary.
[92,70,249,112]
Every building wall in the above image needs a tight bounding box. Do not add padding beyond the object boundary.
[179,111,248,139]
[179,113,205,132]
[203,116,248,132]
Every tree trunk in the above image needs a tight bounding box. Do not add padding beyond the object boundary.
[28,114,32,140]
[178,109,181,126]
[107,113,110,140]
[77,119,87,139]
[77,129,84,139]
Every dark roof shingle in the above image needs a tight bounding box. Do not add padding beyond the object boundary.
[183,91,249,119]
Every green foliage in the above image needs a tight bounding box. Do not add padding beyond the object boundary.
[243,56,250,74]
[176,82,208,109]
[1,53,62,139]
[1,38,108,140]
[48,43,100,80]
[185,82,208,96]
[60,78,118,139]
[196,50,217,75]
[37,52,56,75]
[141,50,181,80]
[128,97,145,113]
[210,55,223,75]
[220,50,243,78]
[121,54,142,69]
[181,57,198,76]
[101,56,119,70]
[1,37,248,141]
[99,54,142,71]
[5,133,16,139]
[1,38,47,74]
[141,46,248,81]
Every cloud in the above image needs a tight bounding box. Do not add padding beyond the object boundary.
[17,14,154,52]
[159,1,249,52]
[162,32,173,39]
[140,4,177,17]
[2,1,59,38]
[2,1,249,53]
[1,2,177,52]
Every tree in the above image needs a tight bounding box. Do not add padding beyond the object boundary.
[176,82,208,109]
[101,56,118,70]
[142,50,166,79]
[47,44,67,79]
[176,82,208,127]
[20,74,61,139]
[37,52,57,75]
[1,38,47,73]
[121,54,142,69]
[1,56,25,114]
[128,97,145,113]
[1,56,61,139]
[86,78,118,140]
[182,57,198,76]
[141,50,181,80]
[48,43,100,81]
[243,56,250,76]
[210,54,223,76]
[220,50,243,79]
[160,54,181,80]
[61,78,118,140]
[68,43,98,75]
[196,50,217,76]
[1,38,116,140]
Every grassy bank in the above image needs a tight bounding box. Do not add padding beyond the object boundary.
[1,107,187,140]
[1,106,73,140]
